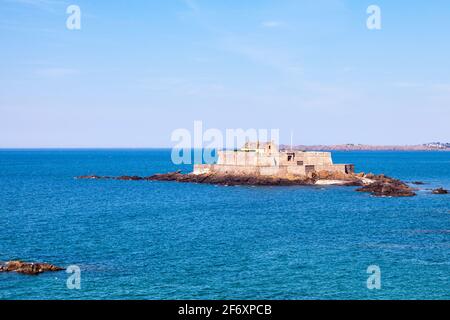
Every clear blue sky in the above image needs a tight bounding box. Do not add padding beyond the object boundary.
[1,0,449,147]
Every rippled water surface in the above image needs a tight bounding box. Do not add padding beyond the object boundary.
[0,150,449,299]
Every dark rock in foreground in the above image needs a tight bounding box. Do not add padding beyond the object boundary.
[432,187,448,195]
[76,170,416,197]
[0,261,64,275]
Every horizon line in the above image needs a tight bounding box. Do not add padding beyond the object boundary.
[0,142,449,151]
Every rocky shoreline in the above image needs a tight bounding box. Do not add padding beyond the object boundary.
[76,170,419,197]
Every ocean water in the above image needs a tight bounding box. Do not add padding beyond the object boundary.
[0,150,449,300]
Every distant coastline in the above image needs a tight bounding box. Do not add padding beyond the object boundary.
[0,142,449,151]
[280,142,450,151]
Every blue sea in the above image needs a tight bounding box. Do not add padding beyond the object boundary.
[0,150,449,300]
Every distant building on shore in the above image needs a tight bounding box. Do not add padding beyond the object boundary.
[193,141,354,177]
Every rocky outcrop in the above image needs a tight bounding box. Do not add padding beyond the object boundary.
[147,171,316,186]
[316,170,354,181]
[432,187,448,194]
[355,175,416,197]
[0,261,64,275]
[75,175,145,181]
[76,170,416,197]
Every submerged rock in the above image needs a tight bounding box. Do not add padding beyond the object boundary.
[0,261,64,275]
[75,175,106,180]
[116,176,144,181]
[432,187,448,195]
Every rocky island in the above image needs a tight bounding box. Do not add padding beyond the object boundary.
[0,261,64,275]
[432,187,449,194]
[77,141,418,197]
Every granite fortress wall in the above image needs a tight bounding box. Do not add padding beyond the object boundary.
[193,141,354,178]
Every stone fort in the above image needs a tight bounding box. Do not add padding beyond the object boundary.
[193,141,355,177]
